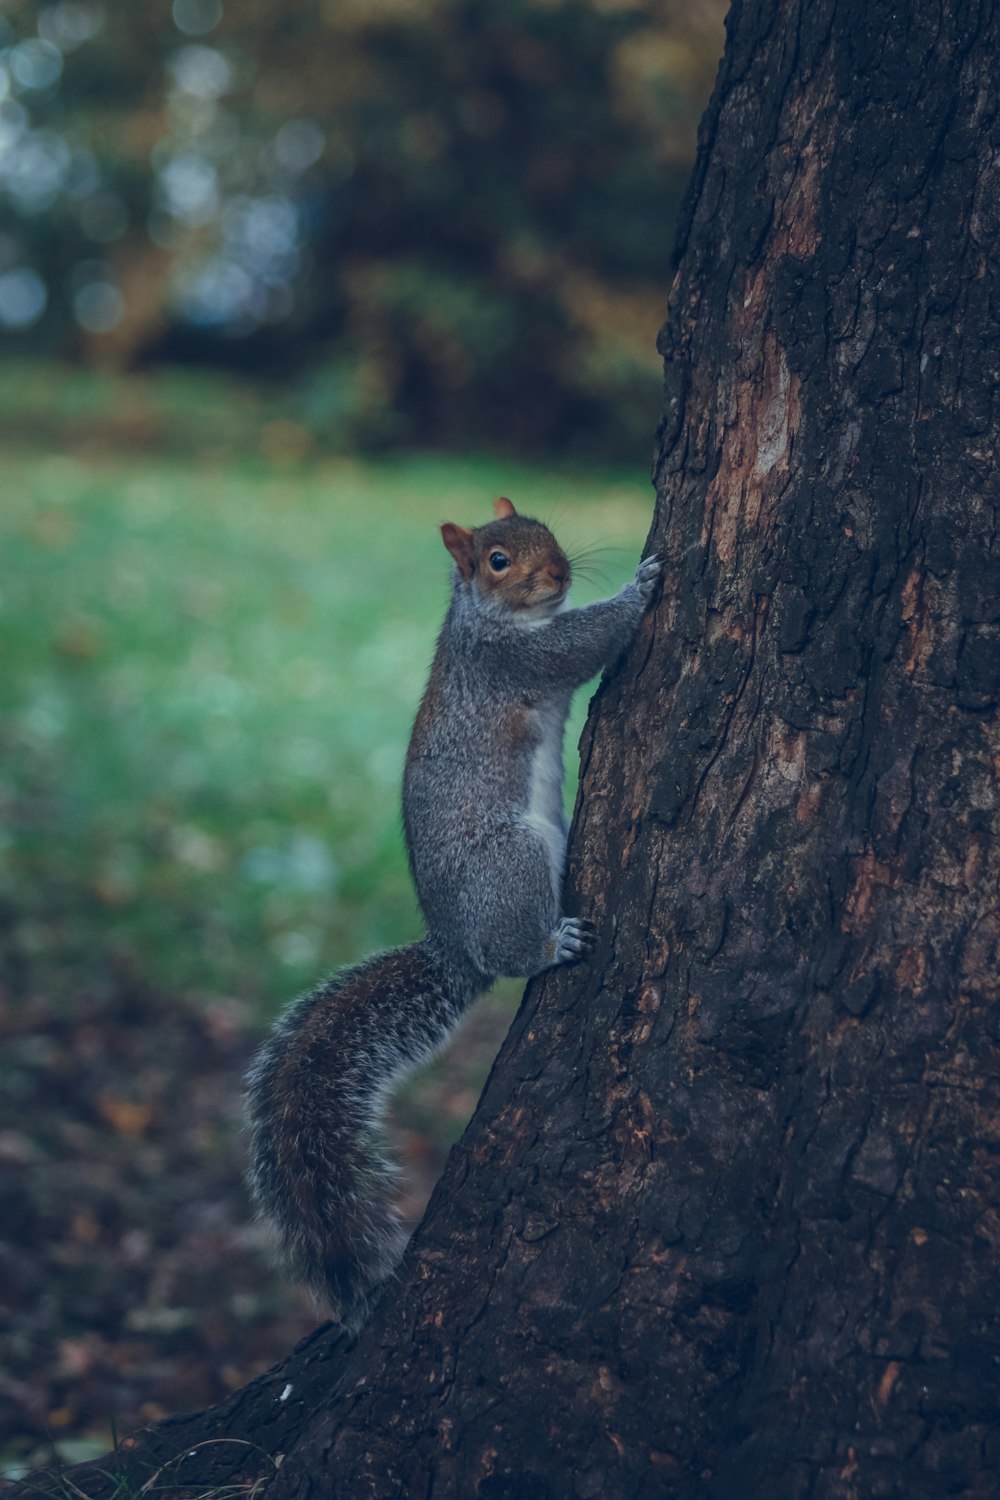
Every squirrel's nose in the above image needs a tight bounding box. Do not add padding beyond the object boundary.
[548,563,567,588]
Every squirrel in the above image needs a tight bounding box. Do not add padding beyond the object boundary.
[245,497,661,1329]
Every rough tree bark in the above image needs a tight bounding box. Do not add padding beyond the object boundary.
[18,0,1000,1496]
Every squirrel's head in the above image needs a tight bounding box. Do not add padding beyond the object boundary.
[440,498,570,616]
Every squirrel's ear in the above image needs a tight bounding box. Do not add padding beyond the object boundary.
[493,496,517,520]
[441,522,476,578]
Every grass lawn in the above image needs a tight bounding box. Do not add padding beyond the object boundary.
[0,360,656,1465]
[1,366,655,1009]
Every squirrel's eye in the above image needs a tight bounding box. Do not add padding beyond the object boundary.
[489,551,510,572]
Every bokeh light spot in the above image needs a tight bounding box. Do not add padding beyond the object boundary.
[10,38,64,92]
[73,279,125,333]
[273,119,325,174]
[37,3,104,50]
[0,266,47,328]
[172,0,223,37]
[158,152,219,225]
[169,44,232,99]
[2,129,71,213]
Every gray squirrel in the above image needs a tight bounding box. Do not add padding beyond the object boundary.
[245,497,661,1328]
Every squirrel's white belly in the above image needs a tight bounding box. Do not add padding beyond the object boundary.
[521,696,569,902]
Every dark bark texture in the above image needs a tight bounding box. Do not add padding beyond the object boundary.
[17,0,1000,1496]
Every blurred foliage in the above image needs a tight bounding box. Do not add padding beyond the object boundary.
[0,361,656,1464]
[0,0,724,455]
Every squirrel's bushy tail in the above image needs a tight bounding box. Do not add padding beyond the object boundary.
[245,938,486,1328]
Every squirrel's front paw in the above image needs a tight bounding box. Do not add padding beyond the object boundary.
[634,554,662,606]
[551,916,597,965]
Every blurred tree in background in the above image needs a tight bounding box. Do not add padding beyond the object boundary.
[0,0,723,455]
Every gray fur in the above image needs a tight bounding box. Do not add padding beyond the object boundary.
[245,511,659,1324]
[404,548,658,975]
[245,938,484,1329]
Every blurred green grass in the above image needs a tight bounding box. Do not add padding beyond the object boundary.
[0,362,655,1020]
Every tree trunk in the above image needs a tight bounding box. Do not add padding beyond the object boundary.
[17,0,1000,1496]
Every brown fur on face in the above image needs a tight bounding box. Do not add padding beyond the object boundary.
[440,499,570,612]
